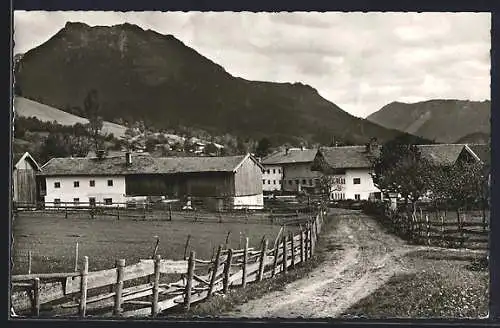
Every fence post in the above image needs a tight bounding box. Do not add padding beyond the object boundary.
[258,239,268,282]
[426,215,430,245]
[300,226,305,264]
[113,259,125,316]
[169,204,172,221]
[79,256,89,317]
[74,242,79,272]
[152,254,161,317]
[222,249,233,294]
[290,232,295,268]
[308,224,313,258]
[440,214,445,246]
[28,250,32,275]
[117,205,120,220]
[208,245,223,298]
[456,210,461,248]
[65,203,68,219]
[282,234,288,273]
[311,220,316,255]
[242,237,249,288]
[271,241,279,278]
[460,211,465,248]
[184,251,196,312]
[32,277,40,317]
[304,223,309,261]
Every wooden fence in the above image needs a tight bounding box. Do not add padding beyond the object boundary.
[13,200,316,226]
[365,203,489,250]
[11,204,328,318]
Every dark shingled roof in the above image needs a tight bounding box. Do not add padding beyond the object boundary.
[262,149,318,165]
[318,146,377,169]
[39,154,252,176]
[417,144,465,165]
[467,144,490,166]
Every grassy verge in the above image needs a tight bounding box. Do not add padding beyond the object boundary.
[165,214,337,318]
[342,250,488,319]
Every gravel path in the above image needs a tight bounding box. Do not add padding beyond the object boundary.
[224,209,449,318]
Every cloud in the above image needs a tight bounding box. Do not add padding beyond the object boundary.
[13,11,490,118]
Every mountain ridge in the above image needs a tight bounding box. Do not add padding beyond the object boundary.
[15,22,430,146]
[366,99,490,143]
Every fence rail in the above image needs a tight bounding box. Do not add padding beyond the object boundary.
[11,203,328,318]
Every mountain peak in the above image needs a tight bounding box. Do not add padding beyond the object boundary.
[16,22,413,146]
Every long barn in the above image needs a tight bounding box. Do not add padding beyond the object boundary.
[38,152,264,210]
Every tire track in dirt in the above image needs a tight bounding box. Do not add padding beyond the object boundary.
[224,210,419,318]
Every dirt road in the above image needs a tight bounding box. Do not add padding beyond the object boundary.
[225,209,482,319]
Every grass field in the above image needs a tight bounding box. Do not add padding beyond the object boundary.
[11,212,289,275]
[342,249,489,318]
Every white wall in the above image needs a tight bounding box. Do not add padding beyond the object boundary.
[262,164,283,192]
[344,169,380,200]
[233,194,264,210]
[44,175,126,207]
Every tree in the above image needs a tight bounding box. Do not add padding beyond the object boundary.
[371,140,433,212]
[429,161,488,210]
[83,89,104,152]
[39,133,72,163]
[204,143,219,156]
[255,138,272,158]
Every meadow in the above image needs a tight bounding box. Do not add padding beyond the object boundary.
[11,212,289,275]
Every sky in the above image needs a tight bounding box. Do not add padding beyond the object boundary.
[13,11,491,118]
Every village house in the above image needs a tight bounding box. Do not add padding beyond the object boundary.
[311,143,381,201]
[12,152,41,207]
[261,148,321,193]
[37,152,264,211]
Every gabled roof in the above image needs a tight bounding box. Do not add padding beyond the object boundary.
[262,148,318,165]
[13,152,41,171]
[316,146,377,169]
[417,144,466,166]
[38,153,260,177]
[466,144,490,167]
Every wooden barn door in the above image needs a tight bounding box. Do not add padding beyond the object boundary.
[16,169,37,206]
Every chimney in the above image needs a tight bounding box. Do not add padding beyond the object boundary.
[96,149,105,160]
[125,152,132,165]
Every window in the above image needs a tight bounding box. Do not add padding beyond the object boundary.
[89,180,95,187]
[273,180,276,185]
[104,198,113,205]
[74,181,80,188]
[353,178,361,185]
[263,179,266,184]
[266,169,270,174]
[273,169,276,174]
[278,180,282,184]
[267,180,271,184]
[302,179,306,185]
[289,180,293,185]
[54,198,61,207]
[107,179,113,186]
[295,179,299,184]
[54,182,61,188]
[73,198,80,205]
[278,169,281,174]
[354,194,361,200]
[309,179,313,185]
[89,197,96,207]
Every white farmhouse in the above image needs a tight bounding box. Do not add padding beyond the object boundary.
[312,144,381,201]
[261,148,321,193]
